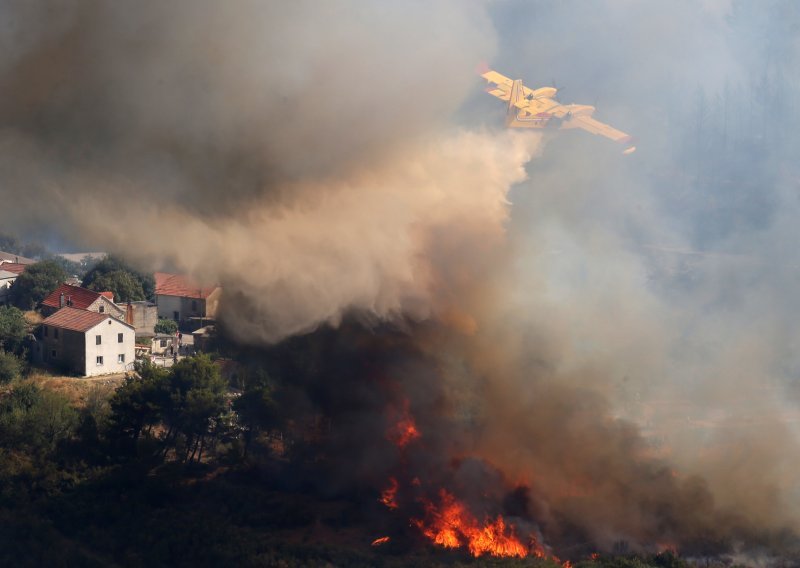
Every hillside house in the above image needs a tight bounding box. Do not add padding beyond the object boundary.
[0,269,16,305]
[151,333,176,356]
[40,283,125,319]
[36,307,135,377]
[0,251,35,265]
[0,262,28,276]
[154,272,220,331]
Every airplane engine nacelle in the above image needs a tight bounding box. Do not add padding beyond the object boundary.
[531,87,557,99]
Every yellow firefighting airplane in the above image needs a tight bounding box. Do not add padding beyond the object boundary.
[481,69,636,154]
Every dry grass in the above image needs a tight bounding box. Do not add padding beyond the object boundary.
[23,310,43,325]
[27,369,126,407]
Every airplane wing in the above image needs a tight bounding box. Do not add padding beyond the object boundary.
[561,114,636,153]
[481,70,535,104]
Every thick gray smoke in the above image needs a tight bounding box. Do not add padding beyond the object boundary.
[4,0,800,556]
[0,0,519,339]
[486,0,800,544]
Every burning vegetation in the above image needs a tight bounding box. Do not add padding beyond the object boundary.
[412,489,531,558]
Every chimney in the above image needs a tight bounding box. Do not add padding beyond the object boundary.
[66,295,72,307]
[126,302,134,326]
[59,292,65,308]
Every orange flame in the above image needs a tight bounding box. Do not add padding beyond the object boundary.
[412,489,532,558]
[371,536,391,546]
[386,399,421,448]
[380,477,399,510]
[657,542,679,555]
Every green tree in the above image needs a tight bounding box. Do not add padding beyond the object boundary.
[233,371,280,458]
[108,360,170,449]
[0,351,22,383]
[9,260,67,310]
[165,354,228,463]
[43,255,82,278]
[83,255,155,301]
[154,318,178,335]
[87,270,145,302]
[0,306,27,354]
[42,254,102,279]
[107,355,229,462]
[0,382,77,452]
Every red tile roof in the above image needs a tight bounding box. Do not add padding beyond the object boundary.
[99,291,114,301]
[41,283,103,310]
[155,272,219,299]
[41,307,109,333]
[0,262,26,275]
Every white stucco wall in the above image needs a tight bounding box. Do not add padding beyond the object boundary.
[83,318,135,377]
[0,273,16,305]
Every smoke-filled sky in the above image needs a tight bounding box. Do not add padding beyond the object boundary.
[4,0,800,555]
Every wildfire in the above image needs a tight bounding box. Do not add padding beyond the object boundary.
[412,489,534,558]
[380,477,399,509]
[371,536,391,546]
[386,399,421,448]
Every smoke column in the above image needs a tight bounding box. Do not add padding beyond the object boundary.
[3,0,800,557]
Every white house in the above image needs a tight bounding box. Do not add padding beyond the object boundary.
[0,269,16,305]
[37,307,135,377]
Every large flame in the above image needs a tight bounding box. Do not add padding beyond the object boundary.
[412,489,536,558]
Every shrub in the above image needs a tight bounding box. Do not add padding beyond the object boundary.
[0,351,22,384]
[155,318,178,335]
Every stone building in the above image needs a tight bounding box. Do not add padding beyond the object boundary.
[154,272,220,331]
[123,301,158,337]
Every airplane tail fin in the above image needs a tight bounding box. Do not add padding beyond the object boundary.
[505,79,524,127]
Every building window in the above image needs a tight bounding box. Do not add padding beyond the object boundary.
[117,354,125,364]
[44,326,48,337]
[99,305,105,313]
[96,335,102,345]
[96,356,104,366]
[118,333,123,343]
[54,328,59,339]
[160,339,167,348]
[191,300,197,312]
[173,311,179,321]
[51,350,56,358]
